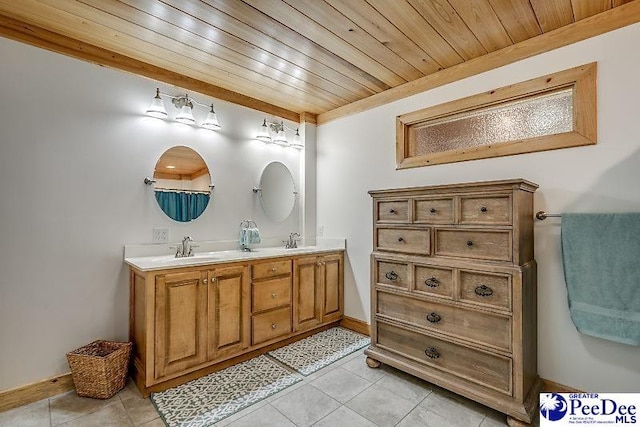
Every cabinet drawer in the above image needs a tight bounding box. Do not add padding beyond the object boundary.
[459,270,511,311]
[435,229,511,261]
[414,198,454,224]
[376,199,410,223]
[252,260,292,280]
[377,322,512,395]
[252,277,291,313]
[460,196,511,225]
[376,227,430,255]
[252,307,292,345]
[413,264,453,299]
[376,260,409,289]
[376,291,511,351]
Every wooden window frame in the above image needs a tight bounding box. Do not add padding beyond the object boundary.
[396,63,597,169]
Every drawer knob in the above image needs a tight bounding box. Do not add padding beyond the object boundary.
[466,240,473,246]
[385,271,398,281]
[271,293,277,299]
[203,278,208,284]
[271,323,277,329]
[271,267,277,272]
[398,237,404,242]
[424,277,439,288]
[480,206,487,212]
[426,312,441,323]
[424,347,440,359]
[430,208,436,213]
[389,208,396,214]
[475,285,494,297]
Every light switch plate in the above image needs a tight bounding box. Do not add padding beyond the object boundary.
[153,227,169,243]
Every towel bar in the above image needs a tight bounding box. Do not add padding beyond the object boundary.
[535,211,562,220]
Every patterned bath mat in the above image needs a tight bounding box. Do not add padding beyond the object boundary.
[267,327,370,375]
[151,355,302,427]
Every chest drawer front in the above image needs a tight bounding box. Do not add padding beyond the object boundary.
[252,260,292,280]
[459,270,512,311]
[252,307,292,345]
[376,227,430,255]
[414,198,454,224]
[377,322,512,395]
[376,260,409,289]
[413,265,453,299]
[376,291,511,351]
[460,196,512,225]
[377,200,410,223]
[252,277,291,313]
[435,229,511,261]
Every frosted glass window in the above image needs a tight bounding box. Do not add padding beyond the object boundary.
[396,63,596,169]
[409,88,574,156]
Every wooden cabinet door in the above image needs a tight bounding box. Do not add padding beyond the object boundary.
[154,270,207,379]
[321,253,343,323]
[293,256,322,332]
[207,264,250,360]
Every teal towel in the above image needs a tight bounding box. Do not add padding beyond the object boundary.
[561,213,640,346]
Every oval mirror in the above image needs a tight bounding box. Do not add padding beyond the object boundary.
[152,146,211,222]
[258,161,296,222]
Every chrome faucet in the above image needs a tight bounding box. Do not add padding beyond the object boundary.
[283,232,301,249]
[172,236,196,258]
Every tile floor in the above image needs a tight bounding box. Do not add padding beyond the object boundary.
[0,350,539,427]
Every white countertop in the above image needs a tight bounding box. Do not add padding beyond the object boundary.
[124,238,345,272]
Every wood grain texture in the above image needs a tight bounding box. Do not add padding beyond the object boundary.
[368,180,539,423]
[293,256,322,332]
[530,0,575,32]
[319,4,636,124]
[340,316,371,336]
[0,373,74,413]
[396,63,597,169]
[129,251,343,396]
[0,0,634,117]
[0,13,300,122]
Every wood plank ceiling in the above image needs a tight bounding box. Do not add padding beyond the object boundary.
[0,0,637,123]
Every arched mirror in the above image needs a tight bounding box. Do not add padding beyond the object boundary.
[152,146,211,222]
[257,161,296,222]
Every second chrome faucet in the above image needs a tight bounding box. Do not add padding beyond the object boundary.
[283,232,300,249]
[172,236,197,258]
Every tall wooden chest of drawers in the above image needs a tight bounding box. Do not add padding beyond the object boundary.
[365,179,541,426]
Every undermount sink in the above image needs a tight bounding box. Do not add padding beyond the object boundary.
[148,253,219,265]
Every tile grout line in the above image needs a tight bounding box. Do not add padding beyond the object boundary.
[48,397,52,427]
[391,392,431,427]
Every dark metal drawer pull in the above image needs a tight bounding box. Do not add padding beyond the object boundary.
[480,206,487,212]
[475,284,494,297]
[426,312,441,323]
[389,208,396,214]
[424,347,440,359]
[430,208,436,213]
[397,237,404,242]
[466,240,473,246]
[385,271,398,281]
[424,277,439,288]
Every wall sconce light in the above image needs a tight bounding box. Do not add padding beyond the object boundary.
[146,88,221,131]
[256,118,303,150]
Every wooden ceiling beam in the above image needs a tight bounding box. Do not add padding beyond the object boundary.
[317,0,640,124]
[0,13,300,123]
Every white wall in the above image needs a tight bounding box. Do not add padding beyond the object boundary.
[0,37,305,391]
[317,23,640,392]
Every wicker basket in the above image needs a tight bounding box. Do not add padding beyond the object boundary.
[66,340,132,399]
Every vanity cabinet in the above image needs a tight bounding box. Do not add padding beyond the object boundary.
[366,180,541,426]
[129,250,343,396]
[153,265,249,380]
[293,253,344,332]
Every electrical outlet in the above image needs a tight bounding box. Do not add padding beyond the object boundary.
[152,227,169,243]
[317,225,324,237]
